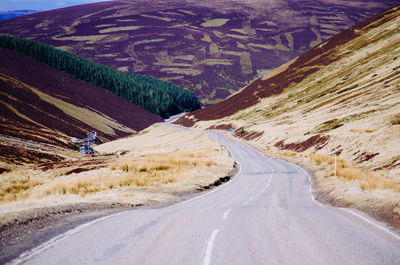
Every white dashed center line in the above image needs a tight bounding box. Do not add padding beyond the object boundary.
[203,229,219,265]
[222,209,231,220]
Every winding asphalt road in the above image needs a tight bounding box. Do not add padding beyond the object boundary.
[12,130,400,265]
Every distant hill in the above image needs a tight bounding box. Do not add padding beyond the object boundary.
[176,4,400,178]
[0,47,163,164]
[0,10,38,21]
[0,0,397,104]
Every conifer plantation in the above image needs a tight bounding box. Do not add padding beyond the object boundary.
[0,35,201,118]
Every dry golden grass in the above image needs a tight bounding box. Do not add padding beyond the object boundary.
[281,151,297,157]
[0,125,234,214]
[0,151,218,203]
[108,151,216,187]
[160,68,202,76]
[201,19,229,27]
[390,113,400,125]
[349,128,377,133]
[0,171,44,202]
[308,153,400,192]
[98,26,143,33]
[191,9,400,212]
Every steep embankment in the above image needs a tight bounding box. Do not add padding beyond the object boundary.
[0,0,397,104]
[177,5,400,222]
[0,47,162,165]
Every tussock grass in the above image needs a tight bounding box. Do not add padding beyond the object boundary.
[390,113,400,125]
[308,153,400,192]
[0,151,218,202]
[281,151,297,157]
[0,171,44,202]
[350,128,377,133]
[109,152,216,187]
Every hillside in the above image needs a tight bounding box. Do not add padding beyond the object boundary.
[0,47,163,165]
[0,0,397,104]
[0,36,200,118]
[176,5,400,222]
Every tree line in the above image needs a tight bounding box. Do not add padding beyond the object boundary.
[0,35,201,118]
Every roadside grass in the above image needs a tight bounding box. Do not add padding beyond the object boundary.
[390,113,400,125]
[108,151,216,187]
[281,151,297,157]
[0,151,219,203]
[308,153,400,192]
[0,171,44,202]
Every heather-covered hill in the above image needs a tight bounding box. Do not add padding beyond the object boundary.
[177,5,400,223]
[0,0,397,104]
[0,47,162,164]
[0,36,200,118]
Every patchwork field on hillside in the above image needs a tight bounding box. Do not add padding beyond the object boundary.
[0,0,397,104]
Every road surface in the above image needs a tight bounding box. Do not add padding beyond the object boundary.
[12,131,400,265]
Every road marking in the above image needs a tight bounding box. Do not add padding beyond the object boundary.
[9,210,129,265]
[203,229,219,265]
[299,167,324,207]
[299,164,400,241]
[340,208,400,241]
[173,161,242,208]
[242,161,274,206]
[242,196,256,206]
[222,209,231,219]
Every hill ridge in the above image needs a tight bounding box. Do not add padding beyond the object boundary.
[176,4,400,176]
[0,0,397,104]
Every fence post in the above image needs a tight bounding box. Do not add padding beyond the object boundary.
[334,154,337,178]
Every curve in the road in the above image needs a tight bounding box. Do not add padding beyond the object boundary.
[10,129,400,265]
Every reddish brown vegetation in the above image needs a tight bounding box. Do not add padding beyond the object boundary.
[0,48,162,166]
[207,124,234,131]
[274,135,330,152]
[0,48,162,141]
[234,127,264,141]
[176,5,400,124]
[0,119,75,150]
[356,152,380,163]
[374,159,400,171]
[0,119,74,165]
[207,124,264,140]
[0,144,64,165]
[331,145,343,156]
[36,159,109,172]
[0,1,395,104]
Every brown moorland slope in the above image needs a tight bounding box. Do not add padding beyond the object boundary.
[0,47,162,165]
[176,5,400,224]
[0,0,397,104]
[177,5,400,122]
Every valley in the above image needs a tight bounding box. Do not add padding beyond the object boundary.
[1,1,400,264]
